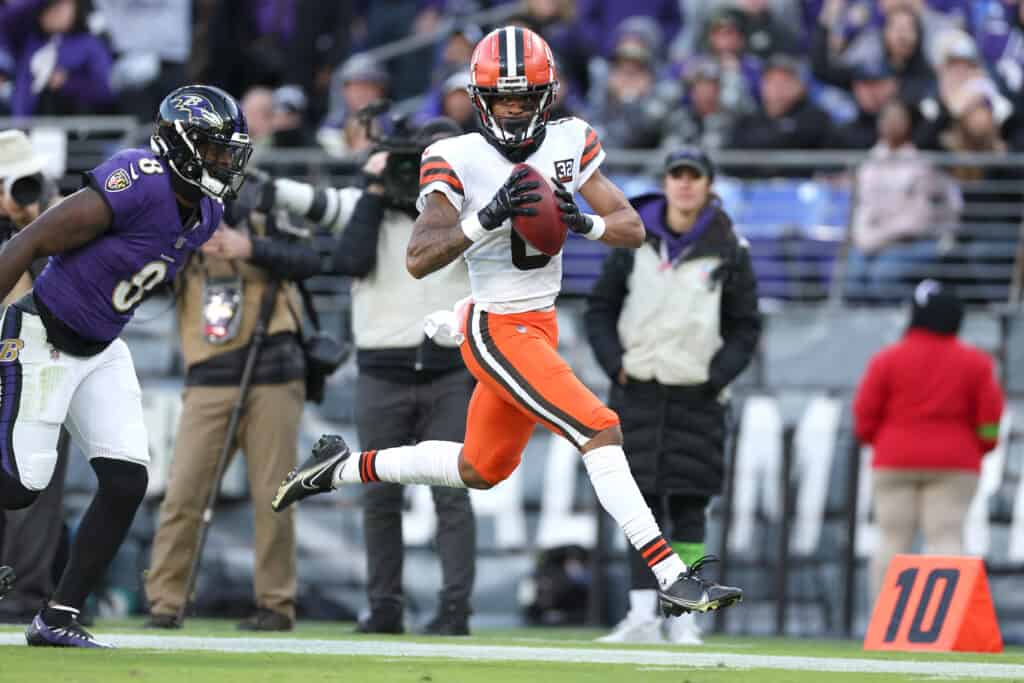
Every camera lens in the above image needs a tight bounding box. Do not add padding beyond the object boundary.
[9,174,42,207]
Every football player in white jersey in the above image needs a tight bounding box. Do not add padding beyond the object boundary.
[274,26,743,617]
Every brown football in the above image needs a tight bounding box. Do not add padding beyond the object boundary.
[510,162,567,257]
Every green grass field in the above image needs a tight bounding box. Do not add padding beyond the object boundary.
[1,619,1022,683]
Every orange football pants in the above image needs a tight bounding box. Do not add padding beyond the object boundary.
[459,303,619,485]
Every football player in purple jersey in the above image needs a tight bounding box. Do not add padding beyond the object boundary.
[0,84,252,647]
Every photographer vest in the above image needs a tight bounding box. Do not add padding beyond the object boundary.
[177,215,302,370]
[351,206,469,350]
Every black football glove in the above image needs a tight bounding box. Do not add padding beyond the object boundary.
[477,167,542,230]
[551,177,595,237]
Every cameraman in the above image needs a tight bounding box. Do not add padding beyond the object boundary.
[0,130,69,622]
[144,203,320,632]
[240,116,476,635]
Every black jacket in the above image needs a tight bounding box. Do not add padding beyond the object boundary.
[730,95,834,176]
[585,197,761,496]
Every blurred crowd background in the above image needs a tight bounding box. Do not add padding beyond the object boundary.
[6,0,1024,154]
[7,0,1024,303]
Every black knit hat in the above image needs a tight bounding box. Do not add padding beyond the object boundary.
[910,280,963,335]
[416,116,463,145]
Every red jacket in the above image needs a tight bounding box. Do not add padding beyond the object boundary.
[854,329,1004,472]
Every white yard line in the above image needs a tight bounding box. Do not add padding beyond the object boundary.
[0,633,1021,679]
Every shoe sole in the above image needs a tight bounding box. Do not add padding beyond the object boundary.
[271,451,349,512]
[659,592,743,617]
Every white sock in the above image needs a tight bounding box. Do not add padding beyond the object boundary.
[628,589,658,621]
[582,445,686,589]
[335,440,467,488]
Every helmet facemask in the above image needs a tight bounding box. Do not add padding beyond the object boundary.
[151,120,253,201]
[470,82,557,150]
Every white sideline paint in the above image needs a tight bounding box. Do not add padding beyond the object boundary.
[1,633,1022,678]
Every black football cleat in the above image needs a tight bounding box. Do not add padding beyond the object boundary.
[272,434,351,512]
[26,609,112,648]
[658,555,743,617]
[0,566,14,601]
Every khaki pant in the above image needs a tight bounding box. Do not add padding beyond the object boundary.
[145,381,304,619]
[870,468,979,602]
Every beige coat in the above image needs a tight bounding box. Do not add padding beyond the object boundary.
[851,144,961,254]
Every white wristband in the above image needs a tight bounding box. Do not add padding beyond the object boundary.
[461,213,488,242]
[584,213,606,241]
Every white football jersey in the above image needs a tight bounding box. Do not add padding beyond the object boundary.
[417,117,605,313]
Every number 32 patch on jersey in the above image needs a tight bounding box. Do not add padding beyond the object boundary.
[105,168,132,192]
[554,158,574,184]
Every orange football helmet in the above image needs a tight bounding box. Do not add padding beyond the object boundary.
[469,26,559,155]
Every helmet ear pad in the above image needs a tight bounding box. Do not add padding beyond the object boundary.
[176,130,204,181]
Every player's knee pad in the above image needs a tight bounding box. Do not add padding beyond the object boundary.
[15,449,59,493]
[91,457,148,513]
[0,470,40,510]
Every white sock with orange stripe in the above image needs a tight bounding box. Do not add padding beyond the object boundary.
[335,441,467,488]
[582,445,687,589]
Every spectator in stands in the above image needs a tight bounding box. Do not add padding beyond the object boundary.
[572,0,682,60]
[686,7,761,116]
[827,61,899,149]
[240,117,477,636]
[855,280,1003,601]
[430,24,481,89]
[413,69,475,131]
[586,147,760,645]
[974,1,1024,98]
[514,0,591,99]
[144,206,318,632]
[731,54,834,174]
[661,59,737,152]
[0,0,114,116]
[439,70,475,132]
[974,3,1024,149]
[587,40,670,150]
[271,85,316,148]
[368,0,449,99]
[93,0,189,122]
[319,54,390,158]
[735,0,802,59]
[241,86,277,151]
[939,88,1023,300]
[844,98,961,302]
[916,33,1013,149]
[811,3,935,107]
[0,130,69,625]
[202,0,351,105]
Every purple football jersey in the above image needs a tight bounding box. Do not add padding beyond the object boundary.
[33,148,222,342]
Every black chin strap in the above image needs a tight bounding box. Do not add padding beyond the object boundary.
[483,125,547,163]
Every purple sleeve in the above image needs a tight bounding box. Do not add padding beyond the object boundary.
[55,37,114,106]
[84,151,151,230]
[0,0,46,54]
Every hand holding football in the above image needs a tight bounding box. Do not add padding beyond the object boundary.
[510,163,568,256]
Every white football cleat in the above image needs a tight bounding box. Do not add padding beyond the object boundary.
[595,614,665,644]
[664,611,703,645]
